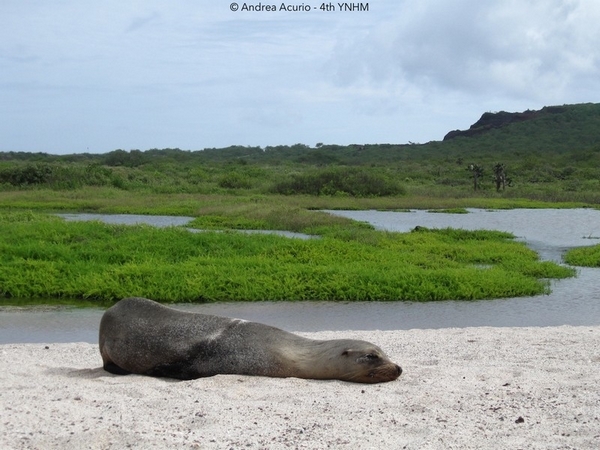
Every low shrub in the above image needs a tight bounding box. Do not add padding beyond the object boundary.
[271,167,405,197]
[218,172,252,189]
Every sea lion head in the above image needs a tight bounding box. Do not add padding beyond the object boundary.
[340,347,402,383]
[324,340,402,384]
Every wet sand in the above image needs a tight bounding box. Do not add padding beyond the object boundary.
[1,326,599,449]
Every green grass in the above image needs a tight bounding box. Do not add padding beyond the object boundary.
[0,187,591,221]
[564,245,600,267]
[0,211,574,305]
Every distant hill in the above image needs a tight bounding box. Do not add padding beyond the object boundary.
[2,103,600,166]
[443,105,571,140]
[438,102,600,153]
[302,102,600,165]
[2,102,600,199]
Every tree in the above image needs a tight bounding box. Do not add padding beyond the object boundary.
[467,164,484,191]
[493,163,507,192]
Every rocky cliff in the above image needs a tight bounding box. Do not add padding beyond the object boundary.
[443,106,567,140]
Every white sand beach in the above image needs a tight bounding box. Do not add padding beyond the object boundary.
[1,326,599,449]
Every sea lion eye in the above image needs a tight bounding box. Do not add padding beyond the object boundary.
[365,353,379,360]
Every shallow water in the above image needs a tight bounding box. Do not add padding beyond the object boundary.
[325,208,600,262]
[56,213,316,239]
[1,209,599,343]
[56,213,196,227]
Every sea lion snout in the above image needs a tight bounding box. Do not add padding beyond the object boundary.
[366,363,402,383]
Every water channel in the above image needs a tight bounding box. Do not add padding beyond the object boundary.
[1,209,599,344]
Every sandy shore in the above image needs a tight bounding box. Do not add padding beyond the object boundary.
[1,326,599,449]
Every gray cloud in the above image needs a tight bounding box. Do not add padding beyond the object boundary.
[328,0,600,101]
[1,1,599,153]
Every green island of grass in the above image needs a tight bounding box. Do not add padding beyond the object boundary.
[564,245,600,267]
[0,209,574,305]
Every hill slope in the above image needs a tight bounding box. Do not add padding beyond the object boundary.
[2,103,600,166]
[439,103,600,153]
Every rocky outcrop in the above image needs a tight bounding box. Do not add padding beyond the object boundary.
[443,106,567,140]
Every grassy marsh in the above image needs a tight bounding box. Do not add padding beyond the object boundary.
[0,211,574,305]
[0,187,590,221]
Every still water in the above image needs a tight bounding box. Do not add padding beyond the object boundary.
[1,209,599,343]
[56,213,316,239]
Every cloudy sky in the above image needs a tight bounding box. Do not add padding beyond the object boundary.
[2,0,599,155]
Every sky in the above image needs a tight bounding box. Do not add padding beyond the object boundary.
[2,0,600,155]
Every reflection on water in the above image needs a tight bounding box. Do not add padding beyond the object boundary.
[2,209,599,343]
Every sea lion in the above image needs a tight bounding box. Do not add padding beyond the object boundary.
[99,297,402,383]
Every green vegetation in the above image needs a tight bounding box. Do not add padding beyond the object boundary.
[0,212,573,304]
[428,208,470,214]
[271,167,405,197]
[1,102,599,305]
[564,245,600,267]
[1,103,600,204]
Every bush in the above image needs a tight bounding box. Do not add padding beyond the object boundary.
[218,172,252,189]
[271,168,405,197]
[0,163,121,190]
[0,164,53,186]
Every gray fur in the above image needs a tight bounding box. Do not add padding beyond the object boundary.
[99,297,402,383]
